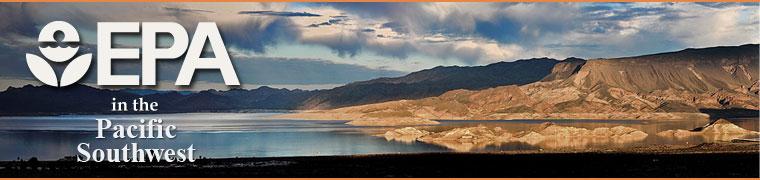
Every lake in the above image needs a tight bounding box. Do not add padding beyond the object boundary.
[0,113,757,160]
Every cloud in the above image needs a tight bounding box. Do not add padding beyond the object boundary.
[239,10,321,17]
[220,17,301,53]
[301,31,366,57]
[293,3,575,63]
[296,2,757,63]
[584,6,678,21]
[232,57,403,84]
[291,3,527,63]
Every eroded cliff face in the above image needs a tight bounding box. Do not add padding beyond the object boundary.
[571,45,758,93]
[280,45,759,122]
[541,57,586,82]
[557,45,758,112]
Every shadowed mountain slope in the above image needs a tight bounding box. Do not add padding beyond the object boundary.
[299,58,562,109]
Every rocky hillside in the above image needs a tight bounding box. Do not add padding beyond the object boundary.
[282,44,759,122]
[570,45,758,93]
[300,58,562,109]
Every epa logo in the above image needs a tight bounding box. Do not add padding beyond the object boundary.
[26,21,92,87]
[26,21,239,87]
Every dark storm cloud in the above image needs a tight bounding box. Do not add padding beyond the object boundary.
[219,17,301,54]
[306,16,347,28]
[306,22,330,28]
[163,7,215,14]
[380,22,408,34]
[0,3,41,38]
[0,3,47,78]
[473,18,521,43]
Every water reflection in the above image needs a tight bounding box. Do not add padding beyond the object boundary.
[380,118,759,151]
[656,119,760,142]
[0,113,756,160]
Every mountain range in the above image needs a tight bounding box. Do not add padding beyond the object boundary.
[1,44,758,118]
[281,44,759,122]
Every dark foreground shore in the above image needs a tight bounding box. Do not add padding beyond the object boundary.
[1,143,758,178]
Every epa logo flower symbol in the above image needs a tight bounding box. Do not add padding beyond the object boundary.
[26,21,92,87]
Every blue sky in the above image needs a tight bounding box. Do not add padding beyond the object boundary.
[0,2,757,90]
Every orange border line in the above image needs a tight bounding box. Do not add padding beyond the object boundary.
[0,0,759,2]
[2,178,760,180]
[3,178,760,179]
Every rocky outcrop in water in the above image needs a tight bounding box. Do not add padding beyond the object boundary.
[419,126,513,143]
[515,122,649,143]
[385,123,649,151]
[657,119,759,141]
[383,127,432,143]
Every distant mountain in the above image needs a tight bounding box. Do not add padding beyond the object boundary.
[0,84,137,115]
[299,58,563,109]
[0,84,317,115]
[285,44,759,121]
[121,88,193,95]
[168,86,317,111]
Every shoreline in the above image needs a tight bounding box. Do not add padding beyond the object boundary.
[273,112,715,126]
[1,142,757,177]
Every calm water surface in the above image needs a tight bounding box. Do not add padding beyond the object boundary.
[0,113,757,160]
